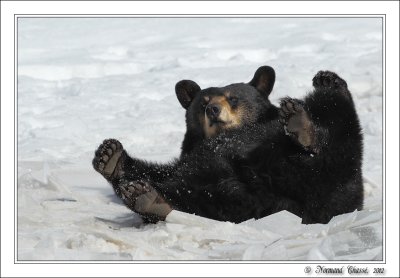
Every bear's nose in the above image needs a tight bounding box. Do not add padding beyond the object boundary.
[206,104,221,118]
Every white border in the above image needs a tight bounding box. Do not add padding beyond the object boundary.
[2,1,399,277]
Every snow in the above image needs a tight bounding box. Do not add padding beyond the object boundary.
[17,17,382,260]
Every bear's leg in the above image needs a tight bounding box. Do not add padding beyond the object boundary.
[93,138,176,183]
[93,139,177,217]
[299,71,363,223]
[279,98,318,153]
[113,174,306,224]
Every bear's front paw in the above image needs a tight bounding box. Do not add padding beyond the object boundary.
[92,139,125,180]
[279,98,317,152]
[119,181,172,222]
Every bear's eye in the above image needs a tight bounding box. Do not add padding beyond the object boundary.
[228,96,239,107]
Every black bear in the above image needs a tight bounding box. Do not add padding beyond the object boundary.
[92,66,364,224]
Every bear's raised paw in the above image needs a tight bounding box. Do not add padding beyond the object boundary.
[312,71,351,100]
[92,139,124,180]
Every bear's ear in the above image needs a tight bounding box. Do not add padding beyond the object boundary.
[249,66,276,97]
[175,80,201,109]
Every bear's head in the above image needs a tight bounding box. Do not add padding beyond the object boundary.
[176,66,277,153]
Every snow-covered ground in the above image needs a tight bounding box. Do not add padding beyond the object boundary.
[17,17,383,260]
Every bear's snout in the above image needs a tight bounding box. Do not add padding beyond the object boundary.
[205,104,221,119]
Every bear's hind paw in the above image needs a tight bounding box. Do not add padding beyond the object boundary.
[92,139,124,180]
[119,181,172,222]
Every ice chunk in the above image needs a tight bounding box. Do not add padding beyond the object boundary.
[166,210,222,227]
[241,210,302,237]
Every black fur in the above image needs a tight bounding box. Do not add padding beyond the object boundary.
[93,67,363,224]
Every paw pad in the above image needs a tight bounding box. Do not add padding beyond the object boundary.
[118,181,172,220]
[279,98,315,149]
[312,71,348,91]
[92,139,124,179]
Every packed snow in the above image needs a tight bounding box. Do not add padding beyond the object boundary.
[17,17,383,260]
